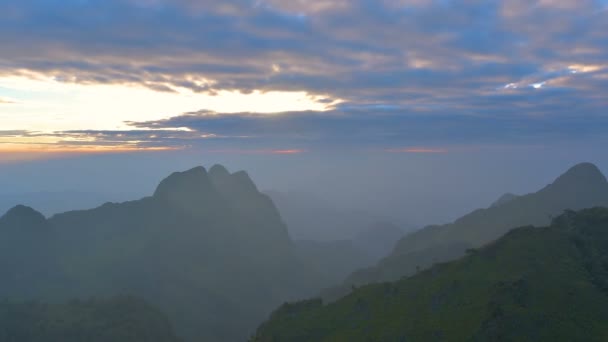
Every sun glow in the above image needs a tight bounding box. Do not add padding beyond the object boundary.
[0,74,339,133]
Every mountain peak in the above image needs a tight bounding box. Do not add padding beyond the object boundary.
[232,171,258,193]
[153,166,219,211]
[0,205,47,228]
[550,162,607,190]
[209,164,230,178]
[208,164,231,185]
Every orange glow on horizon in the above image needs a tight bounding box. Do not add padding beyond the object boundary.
[0,145,179,162]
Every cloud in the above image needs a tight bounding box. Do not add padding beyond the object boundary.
[1,0,606,102]
[95,103,608,151]
[1,0,608,154]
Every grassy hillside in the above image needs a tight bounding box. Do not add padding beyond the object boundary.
[254,207,608,342]
[0,296,181,342]
[330,163,608,298]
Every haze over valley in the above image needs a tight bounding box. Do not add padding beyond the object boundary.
[2,0,608,341]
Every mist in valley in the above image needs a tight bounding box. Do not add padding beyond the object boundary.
[2,0,608,341]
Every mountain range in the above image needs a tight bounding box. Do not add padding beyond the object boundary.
[0,191,125,218]
[254,207,608,341]
[324,162,608,299]
[0,165,327,342]
[2,162,607,341]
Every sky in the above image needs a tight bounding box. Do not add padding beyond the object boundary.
[1,0,608,225]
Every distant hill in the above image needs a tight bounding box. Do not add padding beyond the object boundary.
[266,191,404,241]
[267,191,408,264]
[295,240,375,286]
[0,296,181,342]
[0,165,325,342]
[352,222,405,260]
[254,207,608,341]
[0,191,123,217]
[490,193,519,208]
[327,162,608,299]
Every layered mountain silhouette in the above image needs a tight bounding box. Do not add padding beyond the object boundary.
[266,190,403,242]
[0,165,324,342]
[267,191,408,276]
[352,221,405,260]
[295,240,375,286]
[490,193,519,207]
[293,222,405,286]
[0,191,120,218]
[254,207,608,341]
[325,162,608,299]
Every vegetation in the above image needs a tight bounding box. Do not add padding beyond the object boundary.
[0,296,181,342]
[328,162,608,299]
[254,208,608,341]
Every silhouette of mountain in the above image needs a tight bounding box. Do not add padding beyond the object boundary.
[352,222,405,260]
[0,165,323,342]
[0,205,48,229]
[295,240,374,286]
[327,162,608,299]
[490,193,519,207]
[0,296,181,342]
[0,191,125,217]
[254,208,608,341]
[266,191,399,241]
[0,206,62,300]
[267,191,406,279]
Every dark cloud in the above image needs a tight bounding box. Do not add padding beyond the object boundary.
[1,0,606,97]
[2,0,608,151]
[0,130,28,137]
[50,102,601,151]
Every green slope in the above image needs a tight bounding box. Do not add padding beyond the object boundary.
[254,207,608,342]
[0,296,181,342]
[330,163,608,299]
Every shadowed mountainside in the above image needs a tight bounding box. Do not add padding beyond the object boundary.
[325,163,608,299]
[0,296,182,342]
[0,165,327,342]
[254,207,608,341]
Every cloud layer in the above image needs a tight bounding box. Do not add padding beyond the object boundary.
[1,0,608,152]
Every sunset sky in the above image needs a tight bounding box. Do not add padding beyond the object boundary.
[1,0,607,156]
[1,0,608,223]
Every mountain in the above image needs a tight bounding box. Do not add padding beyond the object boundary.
[267,191,408,266]
[0,296,181,342]
[266,191,402,241]
[490,193,519,207]
[0,191,122,217]
[0,165,323,342]
[253,207,608,341]
[352,222,405,260]
[0,205,63,299]
[295,240,375,286]
[327,163,608,297]
[293,222,404,289]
